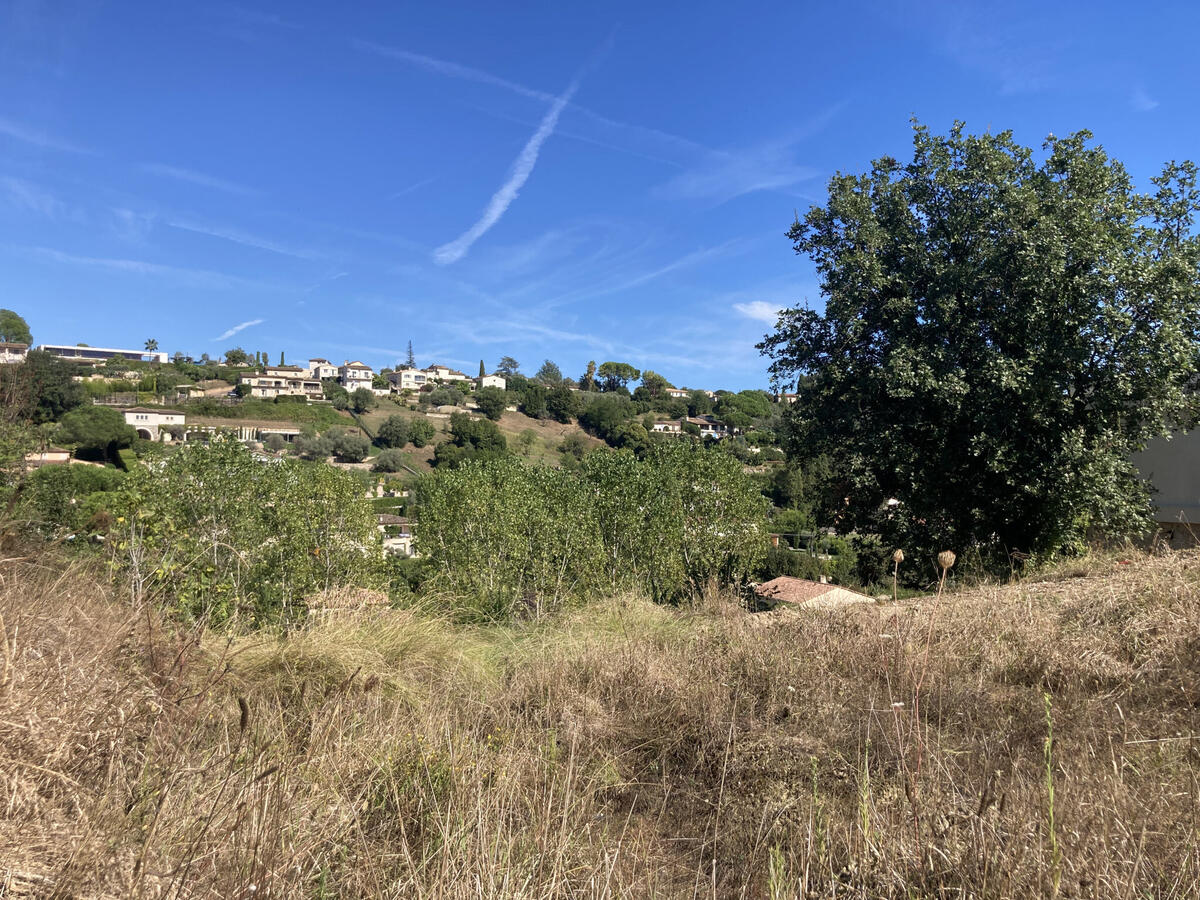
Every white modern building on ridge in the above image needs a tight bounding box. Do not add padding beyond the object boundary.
[38,344,169,365]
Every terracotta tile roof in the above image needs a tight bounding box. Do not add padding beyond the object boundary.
[754,576,873,608]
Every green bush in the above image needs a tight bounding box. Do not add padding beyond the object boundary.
[408,418,435,448]
[21,464,125,534]
[473,387,506,420]
[377,415,410,449]
[415,442,767,618]
[113,439,383,626]
[373,448,410,473]
[331,431,370,463]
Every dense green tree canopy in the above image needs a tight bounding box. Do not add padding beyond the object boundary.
[760,122,1200,564]
[433,412,508,468]
[407,417,436,447]
[115,439,382,625]
[596,361,640,392]
[7,351,87,424]
[372,448,410,472]
[0,309,32,344]
[637,370,673,399]
[377,414,410,449]
[534,359,563,385]
[330,430,370,462]
[414,442,766,619]
[57,406,137,454]
[496,356,521,376]
[350,387,375,413]
[578,393,635,443]
[473,386,508,420]
[546,385,581,423]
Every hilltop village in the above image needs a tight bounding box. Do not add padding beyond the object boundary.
[4,330,805,565]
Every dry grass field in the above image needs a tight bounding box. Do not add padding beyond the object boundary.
[1,547,1198,897]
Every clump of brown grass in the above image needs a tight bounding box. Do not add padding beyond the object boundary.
[1,544,1198,897]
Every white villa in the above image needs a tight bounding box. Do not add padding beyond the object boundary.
[308,358,338,380]
[238,366,323,400]
[425,364,469,382]
[339,361,374,392]
[477,373,507,390]
[0,342,28,364]
[123,407,186,440]
[38,344,169,365]
[652,416,736,440]
[388,366,429,391]
[666,387,717,400]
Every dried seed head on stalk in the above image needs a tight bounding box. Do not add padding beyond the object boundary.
[892,549,905,564]
[938,550,957,571]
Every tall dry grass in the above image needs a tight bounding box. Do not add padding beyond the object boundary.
[1,545,1198,897]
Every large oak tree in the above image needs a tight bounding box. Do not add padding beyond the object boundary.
[760,123,1200,565]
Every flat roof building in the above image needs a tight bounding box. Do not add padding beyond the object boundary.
[37,344,169,365]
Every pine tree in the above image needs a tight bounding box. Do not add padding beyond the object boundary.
[406,341,416,368]
[479,359,486,377]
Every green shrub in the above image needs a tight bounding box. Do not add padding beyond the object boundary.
[373,448,410,473]
[113,439,383,626]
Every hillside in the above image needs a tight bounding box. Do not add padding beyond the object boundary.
[2,547,1198,897]
[356,402,606,471]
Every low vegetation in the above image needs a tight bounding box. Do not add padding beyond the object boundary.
[2,545,1197,897]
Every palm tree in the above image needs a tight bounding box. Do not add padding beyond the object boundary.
[144,338,159,352]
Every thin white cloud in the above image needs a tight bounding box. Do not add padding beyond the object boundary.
[214,318,264,341]
[353,39,711,163]
[733,300,781,324]
[660,144,818,203]
[392,176,436,199]
[0,176,83,221]
[1131,87,1159,112]
[22,246,275,290]
[109,207,155,243]
[355,40,547,103]
[656,108,842,204]
[142,162,260,197]
[0,115,88,153]
[166,218,320,259]
[434,78,580,265]
[546,239,745,308]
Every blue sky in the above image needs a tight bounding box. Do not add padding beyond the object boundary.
[1,1,1196,390]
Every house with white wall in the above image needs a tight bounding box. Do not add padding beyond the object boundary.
[123,407,186,441]
[388,366,429,391]
[339,361,374,392]
[308,358,337,380]
[425,364,469,382]
[477,373,506,390]
[238,366,323,400]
